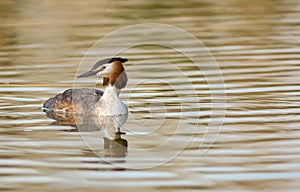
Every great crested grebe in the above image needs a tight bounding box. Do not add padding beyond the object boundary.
[43,57,128,116]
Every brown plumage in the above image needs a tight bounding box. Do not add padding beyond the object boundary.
[43,88,104,113]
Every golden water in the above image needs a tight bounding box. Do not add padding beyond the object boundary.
[1,0,300,191]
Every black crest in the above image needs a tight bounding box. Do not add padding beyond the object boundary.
[92,57,128,70]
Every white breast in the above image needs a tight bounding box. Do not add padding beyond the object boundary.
[96,85,128,116]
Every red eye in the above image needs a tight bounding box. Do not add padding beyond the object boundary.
[102,66,106,69]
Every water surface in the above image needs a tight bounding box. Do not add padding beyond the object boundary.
[1,0,300,191]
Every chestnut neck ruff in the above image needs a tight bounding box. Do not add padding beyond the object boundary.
[102,61,127,90]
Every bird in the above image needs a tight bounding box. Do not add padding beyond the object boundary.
[43,57,129,118]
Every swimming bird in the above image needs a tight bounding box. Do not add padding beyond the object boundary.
[43,57,128,117]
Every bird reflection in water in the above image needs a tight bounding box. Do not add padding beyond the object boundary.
[44,110,129,159]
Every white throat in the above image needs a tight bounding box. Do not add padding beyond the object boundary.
[98,84,128,116]
[102,84,120,99]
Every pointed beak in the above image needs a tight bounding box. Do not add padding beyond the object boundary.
[77,70,98,78]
